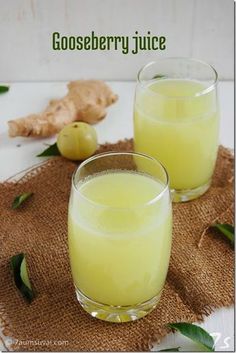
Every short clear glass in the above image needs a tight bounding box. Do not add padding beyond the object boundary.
[134,58,220,202]
[68,152,172,322]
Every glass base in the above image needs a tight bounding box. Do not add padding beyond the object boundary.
[75,286,162,323]
[171,179,211,203]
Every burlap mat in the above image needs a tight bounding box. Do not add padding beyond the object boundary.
[0,139,234,352]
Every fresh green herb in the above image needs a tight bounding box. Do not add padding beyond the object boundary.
[10,253,35,303]
[12,192,33,209]
[0,85,9,94]
[158,348,180,352]
[152,74,166,79]
[212,224,234,244]
[37,142,61,157]
[167,323,214,352]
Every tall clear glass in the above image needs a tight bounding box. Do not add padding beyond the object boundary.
[134,58,220,202]
[68,152,172,322]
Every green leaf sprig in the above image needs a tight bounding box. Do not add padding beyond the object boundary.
[37,142,61,157]
[11,253,35,303]
[167,322,215,351]
[0,85,9,94]
[212,223,234,244]
[12,192,33,209]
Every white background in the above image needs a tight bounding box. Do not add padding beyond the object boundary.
[0,0,234,81]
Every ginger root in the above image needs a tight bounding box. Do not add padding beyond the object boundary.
[8,80,118,137]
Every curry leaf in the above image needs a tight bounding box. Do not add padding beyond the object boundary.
[0,85,9,94]
[212,224,234,244]
[12,192,33,209]
[10,253,35,303]
[167,323,214,351]
[37,142,60,157]
[152,74,166,79]
[158,348,180,352]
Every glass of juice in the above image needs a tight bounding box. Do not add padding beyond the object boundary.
[134,58,220,202]
[68,152,172,322]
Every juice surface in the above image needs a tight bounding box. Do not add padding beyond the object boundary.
[134,79,219,190]
[68,170,172,306]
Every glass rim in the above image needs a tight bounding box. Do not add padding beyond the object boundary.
[137,57,218,99]
[72,151,169,209]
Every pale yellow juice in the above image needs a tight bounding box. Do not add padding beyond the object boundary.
[134,79,219,190]
[68,170,172,306]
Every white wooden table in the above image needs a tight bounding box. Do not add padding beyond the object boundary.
[0,81,234,351]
